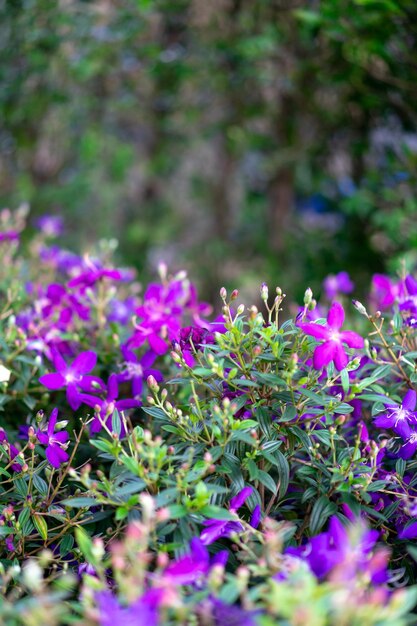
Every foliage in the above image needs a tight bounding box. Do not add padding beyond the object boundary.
[0,209,417,623]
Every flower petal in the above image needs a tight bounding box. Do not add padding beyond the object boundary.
[399,440,417,460]
[399,522,417,540]
[71,351,97,376]
[327,302,345,330]
[67,383,82,410]
[339,330,364,349]
[333,343,348,371]
[402,390,416,412]
[299,322,330,341]
[313,341,336,370]
[39,373,66,390]
[148,334,168,355]
[230,486,253,511]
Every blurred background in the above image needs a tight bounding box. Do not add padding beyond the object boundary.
[1,0,417,303]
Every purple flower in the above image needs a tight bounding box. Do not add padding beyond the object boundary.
[374,390,417,439]
[108,296,137,325]
[398,522,417,540]
[37,408,69,468]
[399,274,417,315]
[0,429,22,473]
[0,230,19,243]
[165,537,228,584]
[323,272,354,300]
[286,516,387,584]
[117,345,163,399]
[79,373,141,434]
[299,301,364,370]
[39,349,101,410]
[207,598,259,626]
[95,590,158,626]
[35,215,64,237]
[200,486,254,545]
[371,274,401,309]
[126,276,210,358]
[68,260,123,289]
[399,431,417,460]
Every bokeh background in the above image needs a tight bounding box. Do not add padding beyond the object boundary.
[1,0,417,303]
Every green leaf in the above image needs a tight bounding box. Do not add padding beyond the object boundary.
[60,534,75,557]
[76,527,93,561]
[340,369,349,395]
[274,449,290,500]
[32,513,48,541]
[33,474,48,497]
[168,504,188,519]
[61,497,97,508]
[257,470,277,494]
[18,507,34,536]
[112,409,122,436]
[200,505,236,520]
[309,496,337,535]
[90,439,113,454]
[142,406,168,420]
[121,456,140,475]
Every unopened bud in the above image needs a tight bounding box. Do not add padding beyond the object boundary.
[147,375,159,391]
[352,300,368,316]
[260,283,268,302]
[303,288,313,306]
[170,351,182,364]
[220,287,227,300]
[231,289,239,301]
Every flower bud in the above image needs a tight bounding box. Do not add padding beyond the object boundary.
[219,287,227,300]
[303,288,313,306]
[260,283,268,302]
[352,300,368,316]
[170,351,182,364]
[231,289,239,300]
[147,375,159,391]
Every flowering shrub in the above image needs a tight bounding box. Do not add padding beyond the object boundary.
[1,207,417,624]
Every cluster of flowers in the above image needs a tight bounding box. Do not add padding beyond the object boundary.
[1,210,417,625]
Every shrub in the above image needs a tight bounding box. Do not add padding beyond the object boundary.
[1,208,417,625]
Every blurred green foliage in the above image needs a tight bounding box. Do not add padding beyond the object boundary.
[1,0,417,301]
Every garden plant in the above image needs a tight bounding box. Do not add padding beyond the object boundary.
[1,207,417,625]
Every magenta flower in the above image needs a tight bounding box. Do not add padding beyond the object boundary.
[398,522,417,540]
[117,345,163,399]
[299,302,364,370]
[323,271,354,300]
[399,430,417,460]
[165,537,228,584]
[95,590,158,626]
[0,230,19,243]
[67,260,123,289]
[0,429,22,473]
[126,276,210,358]
[285,516,387,584]
[79,373,141,433]
[35,215,64,237]
[399,275,417,315]
[374,390,417,440]
[371,274,401,309]
[36,408,69,468]
[200,486,255,545]
[39,349,101,410]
